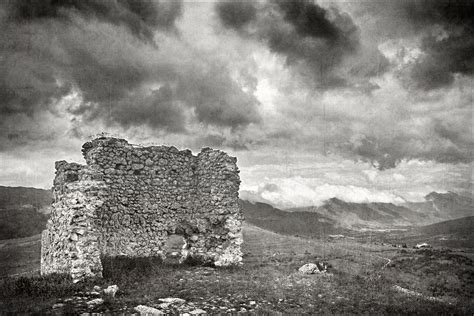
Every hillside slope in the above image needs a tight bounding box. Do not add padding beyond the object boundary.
[0,186,51,239]
[405,192,473,221]
[240,199,347,237]
[0,186,51,211]
[416,216,474,237]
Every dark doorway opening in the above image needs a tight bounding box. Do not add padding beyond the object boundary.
[163,234,187,264]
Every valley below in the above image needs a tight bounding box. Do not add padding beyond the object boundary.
[0,186,473,314]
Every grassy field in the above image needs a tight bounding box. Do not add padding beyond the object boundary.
[0,234,41,278]
[0,223,473,314]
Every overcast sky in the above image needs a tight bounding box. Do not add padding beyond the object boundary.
[0,0,472,208]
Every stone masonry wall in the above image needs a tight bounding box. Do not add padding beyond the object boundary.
[41,137,243,280]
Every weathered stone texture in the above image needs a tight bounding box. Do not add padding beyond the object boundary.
[41,137,243,280]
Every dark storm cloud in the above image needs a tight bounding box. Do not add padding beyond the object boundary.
[215,0,256,30]
[409,30,474,90]
[266,0,360,88]
[0,0,183,130]
[432,119,472,156]
[75,57,261,133]
[0,21,72,118]
[78,85,187,133]
[343,136,406,170]
[6,0,182,41]
[402,0,473,29]
[341,124,472,170]
[409,55,455,90]
[215,0,384,89]
[360,0,473,90]
[56,23,260,132]
[64,43,147,104]
[275,0,340,42]
[177,65,260,130]
[0,0,261,150]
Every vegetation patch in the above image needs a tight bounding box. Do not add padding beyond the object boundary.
[0,224,473,314]
[385,249,474,299]
[0,273,89,313]
[0,208,49,240]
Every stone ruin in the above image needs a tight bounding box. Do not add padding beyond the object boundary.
[41,137,243,280]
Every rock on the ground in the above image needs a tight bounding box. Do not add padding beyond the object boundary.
[415,242,431,249]
[135,305,165,315]
[189,308,207,315]
[86,298,104,307]
[159,297,186,304]
[158,302,171,309]
[299,263,318,274]
[52,303,64,309]
[103,284,119,298]
[298,262,328,274]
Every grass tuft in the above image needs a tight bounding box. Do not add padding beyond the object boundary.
[0,273,84,298]
[101,255,164,279]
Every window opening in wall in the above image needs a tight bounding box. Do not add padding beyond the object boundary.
[163,234,187,264]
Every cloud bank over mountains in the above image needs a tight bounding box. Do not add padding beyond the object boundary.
[0,0,471,206]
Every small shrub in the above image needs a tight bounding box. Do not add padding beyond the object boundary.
[0,273,83,298]
[0,208,49,239]
[101,256,163,279]
[181,255,214,267]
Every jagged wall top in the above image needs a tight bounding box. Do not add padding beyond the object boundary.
[81,137,224,163]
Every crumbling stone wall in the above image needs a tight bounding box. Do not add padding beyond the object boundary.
[41,137,243,280]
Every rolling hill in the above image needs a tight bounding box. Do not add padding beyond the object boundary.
[0,186,51,211]
[373,216,474,249]
[0,186,51,239]
[405,191,473,221]
[239,199,348,237]
[415,216,474,237]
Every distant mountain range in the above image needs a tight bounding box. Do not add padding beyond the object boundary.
[289,198,427,229]
[287,192,473,230]
[404,192,473,222]
[240,191,472,241]
[0,185,472,239]
[240,198,473,247]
